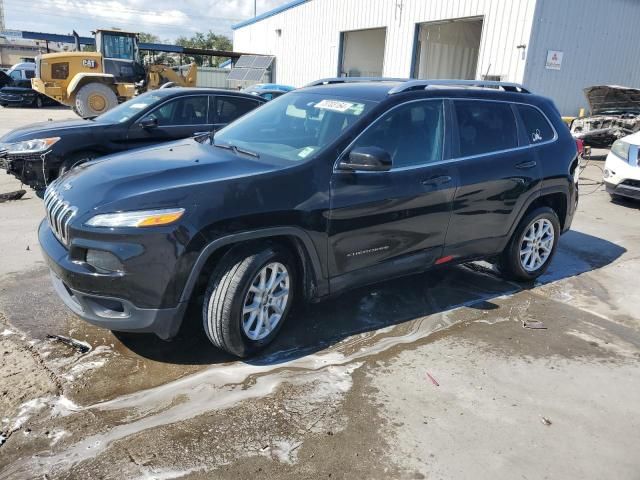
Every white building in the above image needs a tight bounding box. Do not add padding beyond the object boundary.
[233,0,640,116]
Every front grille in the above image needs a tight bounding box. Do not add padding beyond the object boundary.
[8,152,41,162]
[621,179,640,188]
[0,94,21,101]
[44,185,77,246]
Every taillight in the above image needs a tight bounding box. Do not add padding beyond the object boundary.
[575,139,584,155]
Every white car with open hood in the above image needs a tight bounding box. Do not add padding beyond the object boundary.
[604,131,640,201]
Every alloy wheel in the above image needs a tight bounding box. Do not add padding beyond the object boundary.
[519,218,555,272]
[241,262,290,341]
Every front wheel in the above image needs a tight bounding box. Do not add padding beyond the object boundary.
[202,245,295,357]
[74,82,118,118]
[498,207,560,282]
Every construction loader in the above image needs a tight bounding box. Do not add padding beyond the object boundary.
[31,29,197,117]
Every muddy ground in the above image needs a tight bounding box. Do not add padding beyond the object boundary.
[0,107,639,479]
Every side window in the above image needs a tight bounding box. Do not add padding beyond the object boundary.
[215,97,260,124]
[24,70,35,79]
[9,70,22,81]
[517,105,555,144]
[145,96,208,126]
[455,101,518,157]
[349,100,445,169]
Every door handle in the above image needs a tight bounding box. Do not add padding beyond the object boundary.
[421,175,452,187]
[515,160,537,170]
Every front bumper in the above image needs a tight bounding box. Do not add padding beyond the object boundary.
[3,152,53,192]
[39,220,187,339]
[604,151,640,200]
[606,181,640,200]
[0,95,34,106]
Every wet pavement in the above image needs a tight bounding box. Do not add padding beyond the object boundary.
[0,108,639,479]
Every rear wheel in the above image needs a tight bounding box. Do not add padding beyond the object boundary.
[202,245,295,358]
[498,207,560,282]
[34,96,43,109]
[74,83,118,118]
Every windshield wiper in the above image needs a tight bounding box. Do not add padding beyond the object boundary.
[213,142,260,158]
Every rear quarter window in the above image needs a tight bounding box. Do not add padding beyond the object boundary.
[454,100,518,157]
[517,105,555,144]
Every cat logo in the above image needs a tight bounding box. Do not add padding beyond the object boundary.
[82,59,98,69]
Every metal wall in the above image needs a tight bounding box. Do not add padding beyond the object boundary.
[523,0,640,116]
[177,66,269,89]
[233,0,538,87]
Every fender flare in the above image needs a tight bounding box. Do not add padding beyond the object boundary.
[67,73,115,97]
[505,185,570,243]
[178,227,327,304]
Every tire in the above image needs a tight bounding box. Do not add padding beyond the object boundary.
[202,245,295,358]
[34,96,43,109]
[498,207,560,282]
[74,83,118,118]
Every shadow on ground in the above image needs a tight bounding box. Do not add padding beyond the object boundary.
[114,229,626,366]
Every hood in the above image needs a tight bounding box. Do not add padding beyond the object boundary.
[584,85,640,115]
[53,139,281,216]
[0,118,95,143]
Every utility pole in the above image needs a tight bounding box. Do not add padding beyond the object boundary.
[254,0,257,17]
[0,0,5,31]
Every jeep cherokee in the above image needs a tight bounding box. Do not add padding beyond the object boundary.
[39,78,579,358]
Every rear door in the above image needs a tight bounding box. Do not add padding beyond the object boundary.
[211,95,263,131]
[443,99,543,258]
[126,94,211,148]
[328,99,457,291]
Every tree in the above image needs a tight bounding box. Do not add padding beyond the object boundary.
[175,31,233,67]
[138,32,160,44]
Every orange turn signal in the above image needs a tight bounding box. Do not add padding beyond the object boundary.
[137,210,185,227]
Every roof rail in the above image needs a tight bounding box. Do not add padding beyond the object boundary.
[305,77,409,87]
[388,79,531,95]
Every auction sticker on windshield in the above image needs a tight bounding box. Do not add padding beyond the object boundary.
[315,99,358,113]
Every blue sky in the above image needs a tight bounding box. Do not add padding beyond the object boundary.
[3,0,292,41]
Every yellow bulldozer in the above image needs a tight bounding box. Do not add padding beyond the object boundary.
[32,29,197,117]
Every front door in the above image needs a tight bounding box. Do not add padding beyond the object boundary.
[126,95,211,149]
[328,99,457,292]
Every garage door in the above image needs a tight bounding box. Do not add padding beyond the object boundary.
[413,18,483,80]
[340,28,386,77]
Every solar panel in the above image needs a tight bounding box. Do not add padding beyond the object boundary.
[226,68,249,81]
[234,55,257,68]
[251,56,275,69]
[243,68,266,81]
[227,55,275,83]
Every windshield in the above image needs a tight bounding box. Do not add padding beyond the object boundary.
[214,92,376,162]
[94,92,164,123]
[102,33,136,60]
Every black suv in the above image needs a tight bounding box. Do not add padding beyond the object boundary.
[39,79,579,357]
[1,88,265,195]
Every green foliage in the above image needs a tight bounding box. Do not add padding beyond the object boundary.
[138,32,161,44]
[175,31,233,67]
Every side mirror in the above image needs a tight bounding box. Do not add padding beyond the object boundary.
[139,116,158,129]
[339,146,392,172]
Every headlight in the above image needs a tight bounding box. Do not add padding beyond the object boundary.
[85,208,185,228]
[5,137,60,155]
